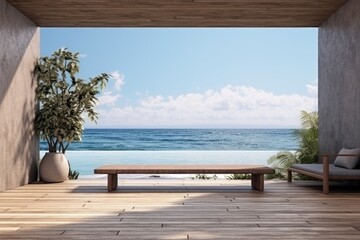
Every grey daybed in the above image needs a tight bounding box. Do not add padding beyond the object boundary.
[288,149,360,194]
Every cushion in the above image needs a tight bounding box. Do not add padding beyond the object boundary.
[291,163,360,179]
[334,148,360,169]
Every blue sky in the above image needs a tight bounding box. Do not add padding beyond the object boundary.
[41,28,318,128]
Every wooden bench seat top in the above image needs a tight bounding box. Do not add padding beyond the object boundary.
[94,164,274,175]
[95,165,274,192]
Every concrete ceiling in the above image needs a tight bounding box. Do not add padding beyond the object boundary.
[7,0,348,27]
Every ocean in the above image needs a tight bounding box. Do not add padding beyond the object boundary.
[40,129,297,176]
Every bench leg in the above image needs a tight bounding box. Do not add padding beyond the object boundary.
[251,174,264,191]
[107,174,118,192]
[322,155,329,194]
[323,180,329,194]
[287,170,292,182]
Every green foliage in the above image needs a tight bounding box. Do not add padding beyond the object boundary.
[226,174,251,180]
[266,151,297,179]
[35,48,109,154]
[68,167,80,180]
[267,111,319,179]
[192,174,217,180]
[294,111,319,164]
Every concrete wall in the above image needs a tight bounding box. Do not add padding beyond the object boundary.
[0,0,39,191]
[319,0,360,159]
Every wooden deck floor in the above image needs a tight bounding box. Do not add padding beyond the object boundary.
[0,179,360,239]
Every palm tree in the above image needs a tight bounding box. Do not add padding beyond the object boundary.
[267,110,318,179]
[267,151,298,179]
[294,111,319,164]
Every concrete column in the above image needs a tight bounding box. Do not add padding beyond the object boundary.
[0,0,40,191]
[319,0,360,159]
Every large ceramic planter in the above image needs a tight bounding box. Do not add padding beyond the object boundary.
[40,152,69,183]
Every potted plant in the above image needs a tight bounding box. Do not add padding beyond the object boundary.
[35,48,109,182]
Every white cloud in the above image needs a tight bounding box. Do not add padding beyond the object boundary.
[111,71,125,90]
[93,85,318,128]
[306,84,318,97]
[96,70,125,106]
[97,91,120,106]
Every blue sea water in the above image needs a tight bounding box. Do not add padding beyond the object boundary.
[39,129,297,176]
[40,129,297,151]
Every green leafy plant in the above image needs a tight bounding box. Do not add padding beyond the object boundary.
[35,48,109,179]
[294,111,319,164]
[192,174,217,180]
[226,174,252,180]
[266,151,297,179]
[267,111,318,179]
[68,168,80,180]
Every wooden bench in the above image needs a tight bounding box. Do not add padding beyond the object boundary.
[94,165,275,192]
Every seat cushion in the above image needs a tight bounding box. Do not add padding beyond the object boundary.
[334,148,360,169]
[291,164,360,179]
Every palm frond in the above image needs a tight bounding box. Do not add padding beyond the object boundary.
[299,110,318,130]
[267,151,297,179]
[267,110,319,179]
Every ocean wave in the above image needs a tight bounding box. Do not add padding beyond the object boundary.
[40,129,298,151]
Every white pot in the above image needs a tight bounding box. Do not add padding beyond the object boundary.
[39,152,69,183]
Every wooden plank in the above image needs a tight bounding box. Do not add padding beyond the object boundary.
[0,179,360,239]
[95,165,274,174]
[6,0,348,27]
